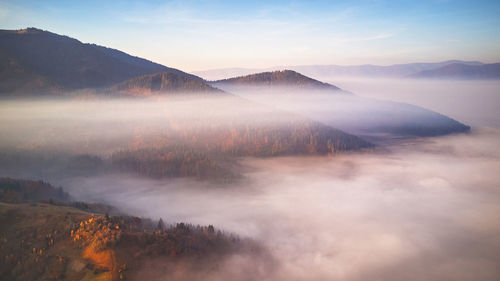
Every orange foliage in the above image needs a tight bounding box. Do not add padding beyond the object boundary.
[82,246,116,271]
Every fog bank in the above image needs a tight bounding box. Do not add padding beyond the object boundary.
[60,129,500,281]
[331,78,500,129]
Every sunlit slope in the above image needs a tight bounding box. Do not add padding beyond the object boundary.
[0,178,261,281]
[107,72,223,96]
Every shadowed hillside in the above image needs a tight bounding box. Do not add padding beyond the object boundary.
[0,28,202,95]
[0,177,69,203]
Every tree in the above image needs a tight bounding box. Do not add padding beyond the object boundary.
[207,225,215,234]
[157,218,165,231]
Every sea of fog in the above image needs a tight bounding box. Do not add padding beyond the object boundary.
[1,79,499,280]
[62,128,500,281]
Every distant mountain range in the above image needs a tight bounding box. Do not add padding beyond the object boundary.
[192,60,499,81]
[408,63,500,80]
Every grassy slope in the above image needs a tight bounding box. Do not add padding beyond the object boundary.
[0,202,252,281]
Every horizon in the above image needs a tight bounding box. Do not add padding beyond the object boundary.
[1,0,500,71]
[1,26,496,73]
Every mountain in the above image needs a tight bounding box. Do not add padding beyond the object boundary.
[0,28,204,95]
[408,63,500,80]
[192,60,484,80]
[211,70,344,92]
[286,60,484,80]
[0,28,374,182]
[107,72,223,96]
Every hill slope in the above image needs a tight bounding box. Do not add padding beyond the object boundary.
[0,28,203,95]
[0,178,263,281]
[108,72,223,96]
[408,63,500,80]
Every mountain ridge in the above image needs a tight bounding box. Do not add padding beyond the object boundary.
[0,27,204,95]
[408,63,500,79]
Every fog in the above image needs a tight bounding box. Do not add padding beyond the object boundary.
[0,96,287,153]
[331,78,500,129]
[212,83,471,139]
[59,128,500,281]
[1,79,499,280]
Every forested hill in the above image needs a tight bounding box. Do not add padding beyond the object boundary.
[212,70,344,92]
[0,28,204,95]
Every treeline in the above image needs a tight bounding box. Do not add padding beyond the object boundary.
[109,120,371,180]
[0,177,69,203]
[111,146,236,182]
[0,151,105,179]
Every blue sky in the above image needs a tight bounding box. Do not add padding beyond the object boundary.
[1,0,499,71]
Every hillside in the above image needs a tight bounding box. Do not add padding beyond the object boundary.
[0,28,203,95]
[211,70,343,92]
[408,63,500,80]
[0,178,262,281]
[108,72,223,96]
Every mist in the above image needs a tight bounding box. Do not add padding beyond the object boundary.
[212,82,471,140]
[1,79,499,280]
[0,96,287,153]
[56,128,500,281]
[330,78,500,129]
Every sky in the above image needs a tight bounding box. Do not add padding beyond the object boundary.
[1,0,499,71]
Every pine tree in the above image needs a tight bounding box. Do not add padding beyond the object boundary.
[157,218,165,231]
